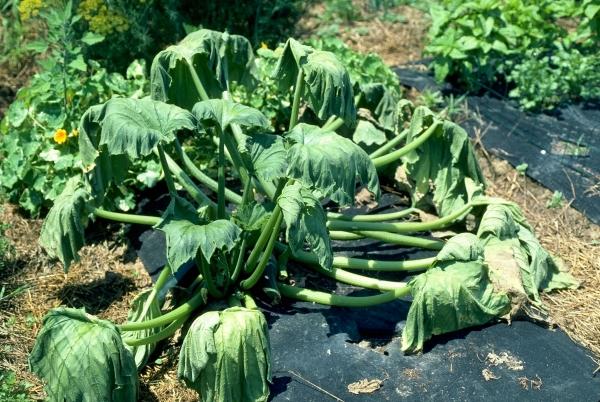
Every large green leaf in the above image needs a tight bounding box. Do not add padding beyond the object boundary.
[192,99,269,131]
[402,111,486,216]
[122,289,164,370]
[277,182,332,270]
[274,39,356,126]
[285,123,380,205]
[178,307,271,402]
[151,29,256,109]
[402,233,511,354]
[240,133,287,183]
[38,178,90,271]
[156,196,241,272]
[29,308,138,401]
[95,98,195,159]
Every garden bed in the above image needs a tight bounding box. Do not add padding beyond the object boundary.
[0,2,599,401]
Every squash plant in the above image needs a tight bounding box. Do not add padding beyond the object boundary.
[30,29,577,401]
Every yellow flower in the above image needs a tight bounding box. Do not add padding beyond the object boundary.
[71,128,79,137]
[54,129,68,144]
[260,42,269,50]
[18,0,43,21]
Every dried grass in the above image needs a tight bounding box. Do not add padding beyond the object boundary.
[477,154,600,362]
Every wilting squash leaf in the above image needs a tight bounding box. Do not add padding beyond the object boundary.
[358,83,398,131]
[93,98,195,159]
[78,104,130,201]
[402,233,511,354]
[151,29,256,109]
[402,108,486,216]
[274,39,356,126]
[285,123,380,205]
[39,177,90,271]
[277,182,332,270]
[241,133,287,183]
[178,307,271,402]
[477,204,578,306]
[156,196,241,273]
[192,98,269,131]
[29,308,138,402]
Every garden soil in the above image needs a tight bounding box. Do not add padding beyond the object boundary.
[1,3,599,401]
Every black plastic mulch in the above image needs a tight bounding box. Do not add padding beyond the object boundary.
[395,66,600,225]
[135,192,600,401]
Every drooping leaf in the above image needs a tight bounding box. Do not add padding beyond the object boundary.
[95,98,195,159]
[517,225,578,299]
[156,196,241,272]
[352,120,387,147]
[178,307,271,402]
[240,133,287,183]
[192,99,269,131]
[303,51,356,126]
[477,203,578,306]
[285,123,380,205]
[277,182,332,270]
[358,83,398,131]
[122,289,164,370]
[78,104,130,201]
[402,233,511,354]
[273,38,311,90]
[274,39,356,126]
[402,113,486,216]
[39,178,90,271]
[29,308,138,401]
[151,29,256,109]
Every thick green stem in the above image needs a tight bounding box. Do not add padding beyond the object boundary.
[157,145,177,197]
[307,264,407,291]
[326,203,472,234]
[330,230,443,250]
[175,141,243,205]
[289,247,434,272]
[245,205,283,273]
[242,175,253,205]
[322,116,344,132]
[372,121,441,168]
[123,314,188,347]
[356,231,443,250]
[243,294,258,309]
[162,151,216,208]
[119,290,205,331]
[289,69,305,130]
[230,236,248,284]
[279,283,411,307]
[241,212,283,290]
[222,132,251,187]
[327,208,417,222]
[217,126,226,219]
[369,128,408,159]
[94,209,160,226]
[198,255,224,298]
[187,62,210,102]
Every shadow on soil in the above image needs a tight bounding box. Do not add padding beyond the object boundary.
[57,271,135,314]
